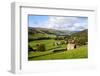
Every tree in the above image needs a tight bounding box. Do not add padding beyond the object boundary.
[37,44,46,51]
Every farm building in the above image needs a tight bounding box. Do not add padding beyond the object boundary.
[67,39,76,50]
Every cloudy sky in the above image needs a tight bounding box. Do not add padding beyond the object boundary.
[28,15,88,31]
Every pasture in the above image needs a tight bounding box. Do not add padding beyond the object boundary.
[28,39,88,60]
[29,39,66,51]
[28,16,88,61]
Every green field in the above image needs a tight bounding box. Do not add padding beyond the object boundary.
[28,27,88,61]
[28,39,88,60]
[29,39,66,51]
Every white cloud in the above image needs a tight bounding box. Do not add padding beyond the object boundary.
[73,22,87,31]
[33,16,87,31]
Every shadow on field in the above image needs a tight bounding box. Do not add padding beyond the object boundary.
[28,48,66,59]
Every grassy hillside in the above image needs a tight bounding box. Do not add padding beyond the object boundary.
[28,46,88,60]
[28,27,88,60]
[29,39,66,51]
[28,27,74,36]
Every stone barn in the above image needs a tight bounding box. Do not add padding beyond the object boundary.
[67,39,76,50]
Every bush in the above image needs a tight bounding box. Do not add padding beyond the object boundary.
[37,44,46,51]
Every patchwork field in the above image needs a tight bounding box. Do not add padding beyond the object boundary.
[28,27,88,60]
[28,46,87,60]
[28,39,88,60]
[29,39,66,51]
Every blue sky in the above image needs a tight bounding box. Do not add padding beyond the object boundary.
[28,15,88,31]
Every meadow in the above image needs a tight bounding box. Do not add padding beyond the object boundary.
[28,39,88,60]
[28,46,87,60]
[29,39,66,51]
[28,27,88,60]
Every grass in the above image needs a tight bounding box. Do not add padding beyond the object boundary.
[30,33,56,39]
[28,46,88,60]
[29,39,66,51]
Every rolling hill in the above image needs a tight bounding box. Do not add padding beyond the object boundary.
[28,27,75,36]
[28,27,88,45]
[28,27,88,60]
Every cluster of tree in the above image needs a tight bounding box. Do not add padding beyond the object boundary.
[36,44,46,51]
[28,44,46,52]
[65,30,88,46]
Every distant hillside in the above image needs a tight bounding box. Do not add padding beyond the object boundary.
[70,29,87,37]
[28,27,75,36]
[28,27,88,45]
[65,29,88,45]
